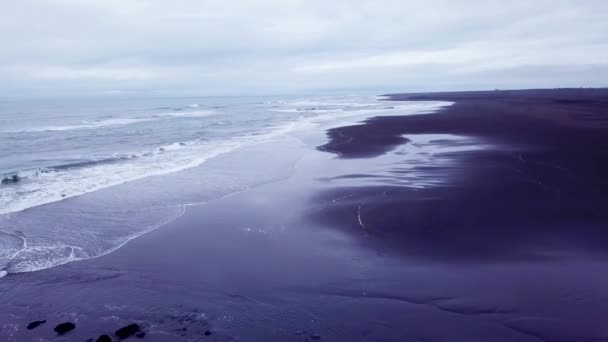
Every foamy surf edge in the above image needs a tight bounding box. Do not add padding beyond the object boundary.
[0,101,453,217]
[0,99,454,276]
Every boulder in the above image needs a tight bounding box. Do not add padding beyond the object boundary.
[115,323,140,339]
[54,322,76,335]
[26,320,46,330]
[1,175,20,185]
[96,335,112,342]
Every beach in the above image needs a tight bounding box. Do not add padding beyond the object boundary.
[2,89,608,341]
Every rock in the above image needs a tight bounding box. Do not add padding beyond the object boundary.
[26,320,46,330]
[204,330,212,336]
[115,323,140,339]
[1,175,19,185]
[96,334,112,342]
[54,322,76,335]
[310,334,322,340]
[0,270,8,279]
[136,332,146,338]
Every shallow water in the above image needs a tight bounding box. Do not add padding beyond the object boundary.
[0,95,450,273]
[2,135,605,342]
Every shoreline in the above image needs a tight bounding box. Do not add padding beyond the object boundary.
[2,89,608,341]
[314,88,608,261]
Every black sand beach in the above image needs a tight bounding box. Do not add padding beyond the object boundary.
[317,88,608,260]
[2,89,608,342]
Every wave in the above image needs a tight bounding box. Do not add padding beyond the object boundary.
[0,117,308,217]
[273,97,449,116]
[0,98,453,275]
[0,100,452,217]
[0,140,211,215]
[6,117,159,133]
[4,108,217,133]
[0,205,186,274]
[156,110,216,118]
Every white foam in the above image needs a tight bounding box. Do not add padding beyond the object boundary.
[1,99,451,217]
[0,118,313,216]
[273,96,452,119]
[157,110,215,118]
[7,117,158,133]
[0,140,233,215]
[3,109,216,133]
[2,205,185,273]
[0,97,453,275]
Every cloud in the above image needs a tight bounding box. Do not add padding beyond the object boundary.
[0,0,606,97]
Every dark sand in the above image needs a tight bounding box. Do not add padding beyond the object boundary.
[318,88,608,260]
[2,88,608,341]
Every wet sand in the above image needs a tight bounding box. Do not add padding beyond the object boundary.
[2,89,608,341]
[317,88,608,260]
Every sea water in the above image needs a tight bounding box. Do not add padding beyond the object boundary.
[0,95,450,274]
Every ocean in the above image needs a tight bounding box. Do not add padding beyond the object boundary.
[0,95,449,275]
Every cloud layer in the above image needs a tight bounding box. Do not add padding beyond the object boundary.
[1,0,607,97]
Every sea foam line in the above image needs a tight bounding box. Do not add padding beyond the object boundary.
[0,100,453,275]
[1,145,305,276]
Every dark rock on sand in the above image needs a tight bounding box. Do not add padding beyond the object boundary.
[115,323,141,339]
[136,332,146,338]
[309,334,322,340]
[204,330,212,336]
[96,335,112,342]
[1,175,20,185]
[26,320,46,330]
[54,322,76,335]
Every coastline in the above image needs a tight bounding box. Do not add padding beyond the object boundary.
[2,89,608,341]
[315,88,608,261]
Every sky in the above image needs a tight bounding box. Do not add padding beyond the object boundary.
[1,0,607,98]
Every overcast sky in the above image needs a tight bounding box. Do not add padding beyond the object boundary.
[1,0,607,98]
